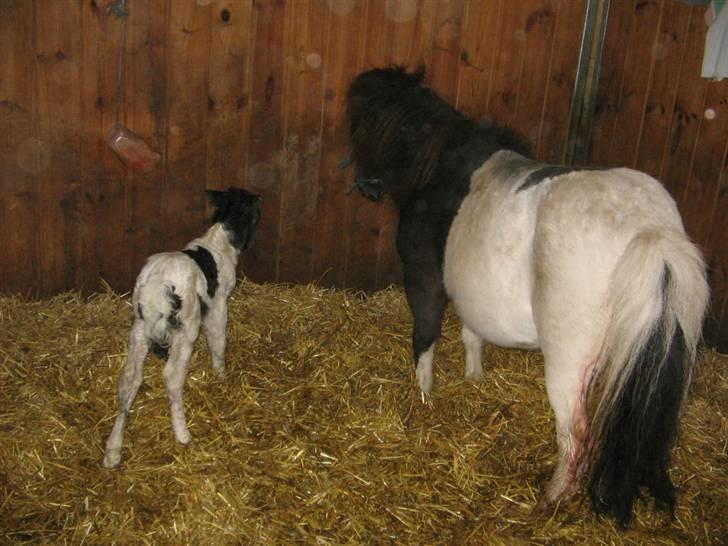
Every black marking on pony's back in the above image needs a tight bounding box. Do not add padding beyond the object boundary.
[517,165,594,192]
[136,303,144,320]
[183,246,219,298]
[199,297,209,317]
[588,267,686,527]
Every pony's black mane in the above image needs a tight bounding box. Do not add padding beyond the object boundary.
[347,66,531,207]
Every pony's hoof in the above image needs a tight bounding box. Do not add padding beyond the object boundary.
[103,449,121,469]
[213,367,226,379]
[416,367,433,393]
[533,496,553,515]
[464,368,484,382]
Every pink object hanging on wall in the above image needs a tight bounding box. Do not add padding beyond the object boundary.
[106,125,161,174]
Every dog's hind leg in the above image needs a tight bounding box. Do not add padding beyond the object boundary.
[203,300,228,378]
[162,328,198,445]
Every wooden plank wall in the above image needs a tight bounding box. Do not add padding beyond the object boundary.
[589,0,728,348]
[2,0,725,344]
[0,0,585,297]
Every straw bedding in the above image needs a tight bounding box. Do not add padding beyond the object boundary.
[0,280,726,544]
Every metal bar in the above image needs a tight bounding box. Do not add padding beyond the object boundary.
[564,0,611,166]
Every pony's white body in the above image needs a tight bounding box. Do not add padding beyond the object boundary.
[347,66,708,525]
[438,150,706,502]
[445,154,543,351]
[445,150,685,351]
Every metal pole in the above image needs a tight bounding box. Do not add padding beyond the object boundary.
[564,0,611,166]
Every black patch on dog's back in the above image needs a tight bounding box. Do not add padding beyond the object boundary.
[199,296,209,317]
[167,288,182,328]
[517,165,594,192]
[183,246,218,298]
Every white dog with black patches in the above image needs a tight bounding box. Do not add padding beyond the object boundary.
[103,187,260,468]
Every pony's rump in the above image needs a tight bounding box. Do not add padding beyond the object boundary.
[586,230,708,526]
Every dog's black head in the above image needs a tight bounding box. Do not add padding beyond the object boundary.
[206,187,261,251]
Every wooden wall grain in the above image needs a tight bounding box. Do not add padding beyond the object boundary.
[0,0,585,295]
[589,0,728,348]
[0,0,725,344]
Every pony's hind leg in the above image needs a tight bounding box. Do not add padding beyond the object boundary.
[462,325,484,381]
[541,351,595,505]
[103,320,149,468]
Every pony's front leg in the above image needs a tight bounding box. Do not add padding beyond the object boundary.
[162,335,196,445]
[405,275,448,394]
[203,300,228,378]
[103,320,148,468]
[462,325,484,381]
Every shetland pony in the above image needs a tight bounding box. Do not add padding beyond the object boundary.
[103,187,261,468]
[346,66,709,527]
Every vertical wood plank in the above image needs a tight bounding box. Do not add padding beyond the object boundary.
[206,0,252,190]
[125,0,169,289]
[428,0,466,105]
[163,0,211,252]
[703,147,728,351]
[312,0,369,288]
[485,1,529,127]
[589,0,636,166]
[81,0,130,293]
[277,0,328,284]
[454,0,503,118]
[244,0,287,284]
[35,0,84,295]
[511,0,560,150]
[536,0,586,163]
[677,83,728,248]
[633,1,691,179]
[604,0,662,167]
[659,5,711,207]
[0,0,39,295]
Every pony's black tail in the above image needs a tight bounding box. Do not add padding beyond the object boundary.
[586,230,708,527]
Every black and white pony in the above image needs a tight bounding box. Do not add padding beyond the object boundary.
[103,187,261,468]
[347,66,709,527]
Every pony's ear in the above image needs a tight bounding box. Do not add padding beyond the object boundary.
[206,189,228,210]
[411,64,426,85]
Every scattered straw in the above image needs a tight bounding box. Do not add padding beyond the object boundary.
[0,280,726,544]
